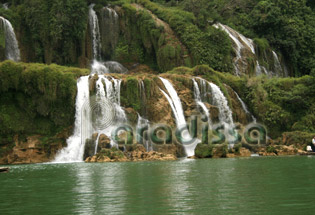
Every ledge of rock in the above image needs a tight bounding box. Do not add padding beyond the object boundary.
[85,145,177,163]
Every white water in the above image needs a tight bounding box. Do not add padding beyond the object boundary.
[102,7,119,50]
[2,3,8,10]
[91,60,109,74]
[272,51,284,76]
[0,16,20,61]
[192,78,211,124]
[54,76,91,162]
[93,75,127,150]
[233,89,257,122]
[214,23,255,76]
[54,73,126,162]
[159,77,186,127]
[209,83,234,127]
[159,77,199,157]
[209,83,236,146]
[214,23,287,77]
[255,61,268,76]
[136,115,152,152]
[89,4,101,60]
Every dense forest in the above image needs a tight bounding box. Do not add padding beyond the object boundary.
[1,0,315,76]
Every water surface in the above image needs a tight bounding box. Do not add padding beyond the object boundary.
[1,156,315,214]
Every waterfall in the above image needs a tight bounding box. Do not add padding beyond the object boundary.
[101,7,120,52]
[138,80,147,117]
[89,4,101,60]
[213,23,255,76]
[88,5,127,74]
[209,83,234,127]
[2,3,8,10]
[272,51,286,76]
[53,74,126,162]
[0,16,20,62]
[232,89,257,122]
[214,23,287,77]
[136,115,152,152]
[54,76,91,162]
[159,77,186,127]
[91,60,109,74]
[159,77,199,157]
[255,61,268,76]
[192,78,211,124]
[93,75,126,150]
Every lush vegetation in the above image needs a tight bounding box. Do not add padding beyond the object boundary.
[163,0,315,77]
[0,60,88,154]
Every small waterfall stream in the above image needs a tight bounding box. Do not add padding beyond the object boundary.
[89,4,102,60]
[232,89,257,122]
[192,78,211,125]
[136,115,152,152]
[2,3,9,10]
[209,83,234,127]
[214,23,287,77]
[159,77,199,157]
[0,16,21,61]
[213,23,255,76]
[159,77,186,127]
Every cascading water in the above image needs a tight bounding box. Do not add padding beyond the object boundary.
[208,82,237,146]
[89,4,102,60]
[101,7,120,53]
[159,77,186,126]
[53,72,126,162]
[272,51,285,76]
[232,89,256,123]
[214,23,288,77]
[192,78,211,125]
[255,61,269,76]
[213,23,255,76]
[209,83,234,127]
[54,76,91,162]
[2,3,8,10]
[159,77,199,157]
[92,75,127,151]
[136,115,152,152]
[0,16,20,61]
[88,4,127,74]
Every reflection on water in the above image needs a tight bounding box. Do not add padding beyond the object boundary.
[1,156,315,214]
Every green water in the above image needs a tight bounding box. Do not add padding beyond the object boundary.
[1,156,315,215]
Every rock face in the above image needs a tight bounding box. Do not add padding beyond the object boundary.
[85,144,177,162]
[0,135,64,165]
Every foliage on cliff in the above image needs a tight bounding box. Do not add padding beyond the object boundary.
[168,0,315,77]
[0,60,88,150]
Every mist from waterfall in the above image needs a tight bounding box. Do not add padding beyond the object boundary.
[0,16,21,61]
